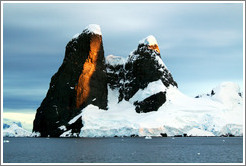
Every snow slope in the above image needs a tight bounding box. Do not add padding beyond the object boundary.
[76,82,243,137]
[3,118,22,129]
[106,55,125,66]
[210,82,242,109]
[3,119,31,137]
[83,24,102,35]
[139,35,158,46]
[129,80,167,103]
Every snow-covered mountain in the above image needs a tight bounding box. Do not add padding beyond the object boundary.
[64,34,243,137]
[77,81,243,137]
[106,35,177,113]
[33,24,107,137]
[32,24,244,137]
[3,119,31,137]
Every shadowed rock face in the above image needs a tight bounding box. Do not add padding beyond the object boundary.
[107,36,177,113]
[120,42,177,101]
[33,30,108,137]
[134,92,167,113]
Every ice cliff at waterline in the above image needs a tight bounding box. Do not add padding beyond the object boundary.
[33,24,244,137]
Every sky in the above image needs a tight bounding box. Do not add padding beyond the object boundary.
[2,2,244,131]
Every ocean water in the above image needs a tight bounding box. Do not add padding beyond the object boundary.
[3,137,243,163]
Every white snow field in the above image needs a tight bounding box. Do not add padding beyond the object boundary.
[74,81,243,137]
[3,121,31,137]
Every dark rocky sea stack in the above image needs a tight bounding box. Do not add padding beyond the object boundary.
[33,25,108,137]
[120,35,177,113]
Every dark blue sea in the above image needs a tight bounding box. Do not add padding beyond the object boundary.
[3,137,243,163]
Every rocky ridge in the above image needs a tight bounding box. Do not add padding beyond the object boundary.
[33,24,108,137]
[107,35,177,113]
[33,25,177,137]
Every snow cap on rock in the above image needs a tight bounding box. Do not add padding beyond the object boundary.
[139,35,160,53]
[139,35,158,46]
[83,24,102,35]
[106,55,125,66]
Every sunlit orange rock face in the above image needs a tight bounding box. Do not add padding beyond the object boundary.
[33,29,108,137]
[75,36,102,108]
[148,44,160,54]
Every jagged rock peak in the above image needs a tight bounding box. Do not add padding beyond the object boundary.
[139,35,160,54]
[33,24,107,137]
[139,35,158,46]
[71,24,102,41]
[83,24,102,36]
[118,35,177,109]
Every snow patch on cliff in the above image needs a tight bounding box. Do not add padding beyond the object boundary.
[106,55,125,66]
[84,24,102,35]
[130,80,167,103]
[139,35,158,46]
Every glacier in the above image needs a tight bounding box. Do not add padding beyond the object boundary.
[71,81,243,137]
[3,119,31,137]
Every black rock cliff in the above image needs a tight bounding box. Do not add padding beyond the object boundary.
[33,27,108,137]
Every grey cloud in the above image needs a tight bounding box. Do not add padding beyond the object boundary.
[3,2,243,111]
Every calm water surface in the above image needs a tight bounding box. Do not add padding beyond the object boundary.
[3,137,243,163]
